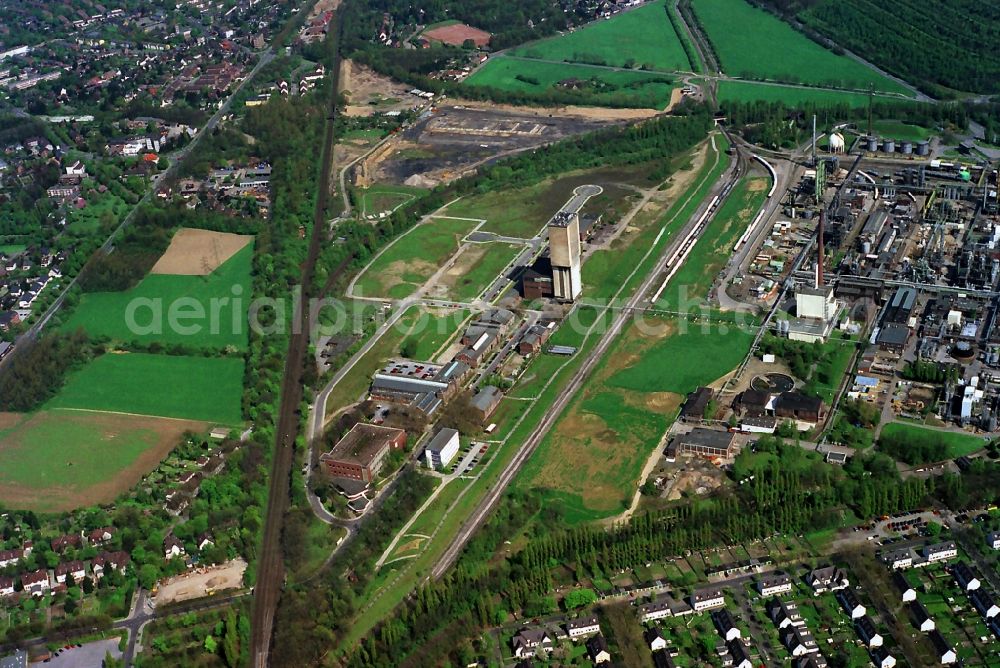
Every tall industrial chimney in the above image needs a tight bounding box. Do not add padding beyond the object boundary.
[811,114,817,166]
[816,210,825,288]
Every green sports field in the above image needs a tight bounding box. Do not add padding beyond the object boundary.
[717,80,907,106]
[60,244,253,350]
[46,352,244,424]
[464,58,676,109]
[692,0,911,95]
[353,217,479,299]
[510,0,691,71]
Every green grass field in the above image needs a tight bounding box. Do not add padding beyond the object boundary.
[464,57,677,109]
[0,244,27,256]
[64,193,129,238]
[717,80,907,106]
[872,120,934,142]
[60,244,253,350]
[399,307,471,361]
[692,0,911,94]
[880,422,985,459]
[353,218,478,299]
[447,243,522,301]
[359,184,426,217]
[47,352,244,424]
[510,0,691,71]
[442,190,549,239]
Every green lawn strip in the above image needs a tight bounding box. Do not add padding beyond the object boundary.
[324,306,425,417]
[46,352,244,424]
[691,0,911,95]
[583,134,730,300]
[880,422,986,459]
[808,332,856,402]
[400,308,472,361]
[716,80,908,106]
[441,189,549,239]
[360,184,427,217]
[871,119,935,142]
[0,411,159,502]
[654,174,766,310]
[0,244,27,256]
[352,217,479,299]
[288,522,347,583]
[448,243,522,301]
[509,0,690,72]
[464,57,677,109]
[60,243,254,350]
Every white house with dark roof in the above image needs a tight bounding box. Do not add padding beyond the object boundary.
[855,616,883,648]
[0,575,14,597]
[987,531,1000,550]
[512,628,553,659]
[781,625,818,656]
[952,563,981,591]
[837,589,866,620]
[909,601,935,632]
[928,630,956,664]
[587,634,611,664]
[923,541,957,563]
[806,566,848,594]
[892,571,916,603]
[566,616,600,639]
[757,571,792,596]
[21,569,50,596]
[768,599,804,629]
[712,610,741,642]
[881,548,912,570]
[644,627,668,651]
[871,647,896,668]
[691,586,726,612]
[972,589,1000,619]
[639,599,673,623]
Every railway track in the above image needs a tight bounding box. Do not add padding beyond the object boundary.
[431,135,747,579]
[249,16,344,668]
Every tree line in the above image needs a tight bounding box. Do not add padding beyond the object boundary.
[0,329,99,411]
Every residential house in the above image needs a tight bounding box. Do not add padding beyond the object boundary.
[881,547,912,570]
[639,599,673,623]
[757,572,792,596]
[164,534,185,560]
[923,541,957,564]
[88,527,115,546]
[871,647,896,668]
[768,598,804,629]
[987,531,1000,550]
[644,627,668,651]
[891,571,916,603]
[651,649,676,668]
[0,575,14,597]
[586,634,611,664]
[0,548,24,568]
[691,586,726,612]
[54,561,86,585]
[713,610,741,641]
[909,601,935,632]
[51,534,81,553]
[806,566,849,594]
[727,639,753,668]
[21,569,50,596]
[512,628,553,659]
[855,616,883,648]
[971,588,1000,619]
[197,533,215,551]
[952,562,981,591]
[781,625,818,657]
[836,589,866,619]
[796,657,829,668]
[566,616,600,639]
[92,551,129,578]
[928,630,956,664]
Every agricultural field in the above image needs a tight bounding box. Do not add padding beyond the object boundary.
[0,410,207,512]
[509,0,691,72]
[358,184,426,218]
[796,0,1000,96]
[46,352,244,424]
[60,243,254,350]
[352,217,478,299]
[464,57,677,109]
[439,242,522,302]
[691,0,912,95]
[716,80,906,107]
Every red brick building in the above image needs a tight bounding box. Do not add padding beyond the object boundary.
[319,424,406,482]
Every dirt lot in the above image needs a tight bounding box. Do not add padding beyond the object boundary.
[0,411,207,512]
[150,228,253,275]
[340,60,423,117]
[153,558,247,605]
